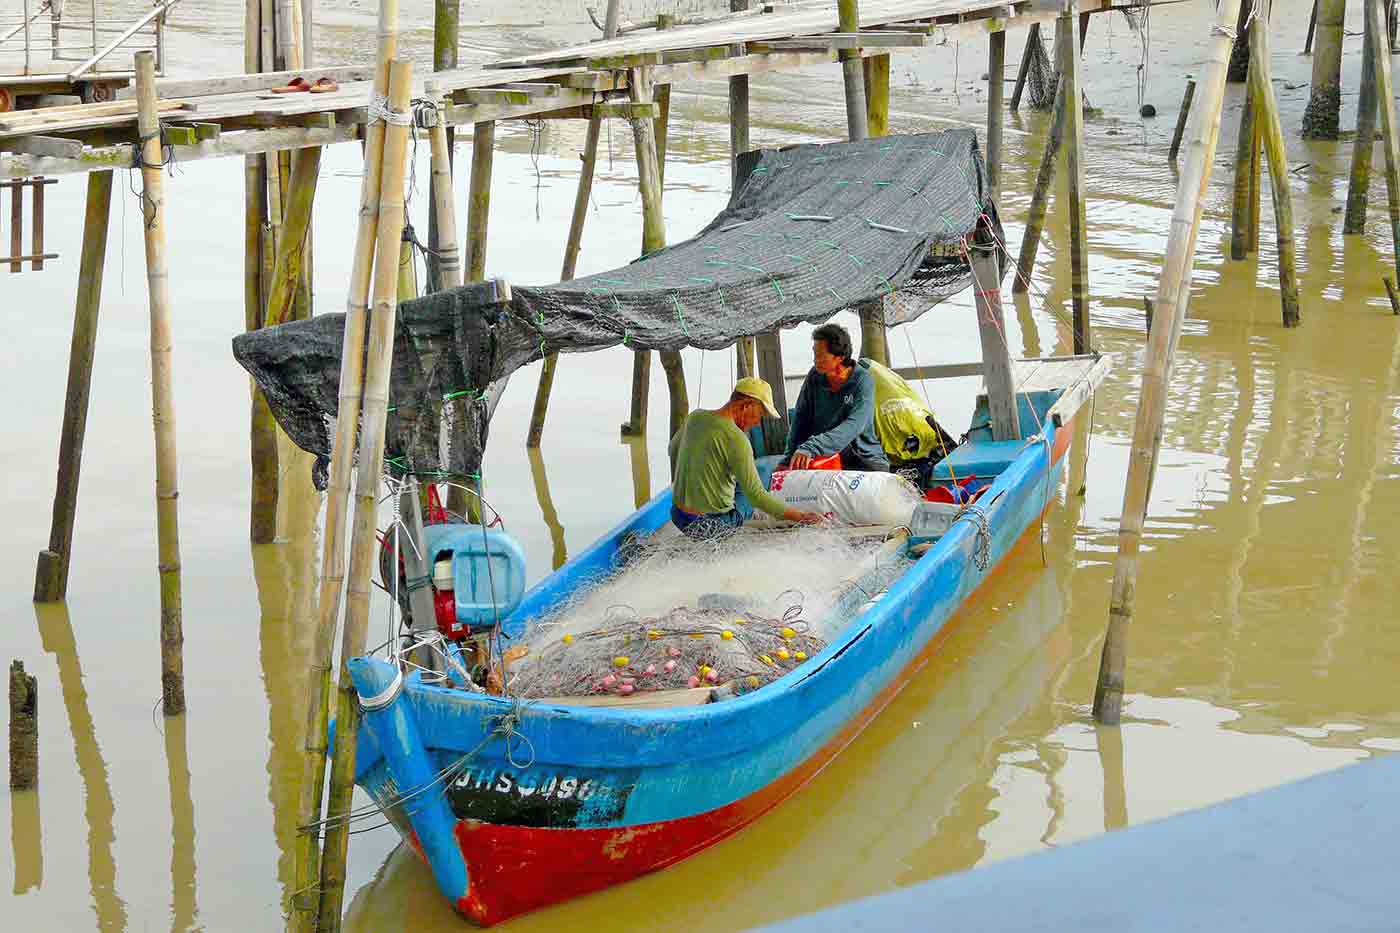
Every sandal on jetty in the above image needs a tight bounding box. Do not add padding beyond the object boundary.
[269,76,311,94]
[308,77,340,94]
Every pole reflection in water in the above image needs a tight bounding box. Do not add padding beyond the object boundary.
[33,602,127,930]
[252,443,320,913]
[163,713,199,932]
[10,788,41,895]
[526,447,568,571]
[1097,722,1128,831]
[622,434,651,510]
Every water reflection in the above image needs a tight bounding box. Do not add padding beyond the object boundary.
[622,434,652,509]
[163,715,200,932]
[526,447,568,571]
[32,603,127,930]
[9,789,41,895]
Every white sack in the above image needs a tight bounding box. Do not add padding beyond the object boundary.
[768,470,922,527]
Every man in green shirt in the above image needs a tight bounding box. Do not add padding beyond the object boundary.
[668,377,826,538]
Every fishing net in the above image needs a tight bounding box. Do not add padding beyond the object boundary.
[233,130,1003,485]
[504,525,910,699]
[1025,30,1057,111]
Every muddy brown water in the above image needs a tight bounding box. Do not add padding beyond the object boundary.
[3,1,1399,929]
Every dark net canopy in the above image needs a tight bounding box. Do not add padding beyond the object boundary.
[234,130,1001,485]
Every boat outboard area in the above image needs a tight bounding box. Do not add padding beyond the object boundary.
[234,128,1111,924]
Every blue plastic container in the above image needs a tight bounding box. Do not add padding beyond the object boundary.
[420,523,528,630]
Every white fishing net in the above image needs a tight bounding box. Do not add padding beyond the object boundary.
[505,526,910,700]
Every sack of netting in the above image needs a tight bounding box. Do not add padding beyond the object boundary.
[768,469,922,527]
[867,360,958,466]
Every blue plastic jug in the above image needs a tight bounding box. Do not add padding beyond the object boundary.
[421,524,527,630]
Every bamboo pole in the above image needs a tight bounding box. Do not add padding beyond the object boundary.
[317,58,415,931]
[134,51,186,718]
[1247,118,1262,254]
[864,54,891,138]
[1248,3,1301,327]
[528,0,621,448]
[1346,1,1379,236]
[986,30,1005,203]
[427,0,459,291]
[1012,18,1072,295]
[463,122,494,282]
[289,2,399,926]
[1010,23,1041,111]
[1230,87,1256,260]
[1092,0,1243,726]
[1168,79,1196,162]
[730,0,756,379]
[425,82,461,291]
[1058,10,1089,354]
[34,170,112,604]
[1365,0,1400,283]
[9,660,37,790]
[624,65,689,438]
[264,148,321,328]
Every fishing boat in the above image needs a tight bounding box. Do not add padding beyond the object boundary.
[235,130,1110,924]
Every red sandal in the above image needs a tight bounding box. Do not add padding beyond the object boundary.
[269,76,311,94]
[308,76,340,94]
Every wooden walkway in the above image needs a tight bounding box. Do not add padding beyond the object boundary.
[0,0,1109,179]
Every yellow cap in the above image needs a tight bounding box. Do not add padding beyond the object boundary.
[733,376,781,419]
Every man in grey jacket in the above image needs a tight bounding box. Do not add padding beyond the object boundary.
[783,322,890,472]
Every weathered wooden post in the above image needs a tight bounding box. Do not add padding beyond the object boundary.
[9,660,37,790]
[427,0,459,291]
[1168,79,1196,162]
[1093,0,1243,725]
[1345,0,1379,235]
[1247,5,1301,327]
[264,149,322,328]
[971,225,1020,440]
[425,81,462,291]
[290,3,401,927]
[621,65,688,440]
[528,0,620,448]
[864,53,891,138]
[730,0,757,378]
[34,171,112,604]
[134,50,186,718]
[1366,0,1400,283]
[1302,0,1345,138]
[318,57,415,930]
[1013,11,1089,353]
[986,30,1005,203]
[451,119,494,516]
[1230,87,1257,260]
[1010,23,1041,111]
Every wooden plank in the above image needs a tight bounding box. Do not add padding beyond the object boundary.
[461,87,535,105]
[142,68,380,101]
[1046,353,1111,427]
[0,135,83,159]
[753,32,930,49]
[162,125,199,145]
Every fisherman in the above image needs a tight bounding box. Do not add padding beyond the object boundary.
[669,377,826,538]
[783,323,890,472]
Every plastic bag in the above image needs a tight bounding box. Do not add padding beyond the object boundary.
[867,359,954,461]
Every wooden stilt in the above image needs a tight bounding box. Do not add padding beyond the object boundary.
[986,30,1005,203]
[755,331,789,454]
[1248,4,1301,327]
[1302,0,1345,139]
[134,52,187,718]
[863,53,891,138]
[9,660,37,790]
[1365,0,1400,283]
[1304,0,1318,55]
[290,3,400,927]
[463,121,494,282]
[527,3,620,448]
[318,58,415,931]
[427,0,460,291]
[655,13,674,191]
[624,65,688,439]
[729,0,758,380]
[1093,0,1243,725]
[622,350,652,437]
[265,148,321,328]
[1230,87,1256,261]
[34,171,112,604]
[425,82,461,291]
[971,224,1020,441]
[1059,10,1089,355]
[1012,16,1073,297]
[1346,1,1379,236]
[1168,79,1196,162]
[1248,119,1262,254]
[1010,23,1041,112]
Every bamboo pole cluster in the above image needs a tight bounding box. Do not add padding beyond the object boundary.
[289,0,405,925]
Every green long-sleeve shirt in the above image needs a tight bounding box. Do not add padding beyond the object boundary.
[669,410,789,519]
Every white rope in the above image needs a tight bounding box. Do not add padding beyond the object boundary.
[369,93,414,127]
[359,667,404,711]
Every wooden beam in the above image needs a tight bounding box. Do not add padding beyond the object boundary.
[34,171,112,603]
[753,32,929,50]
[0,136,83,159]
